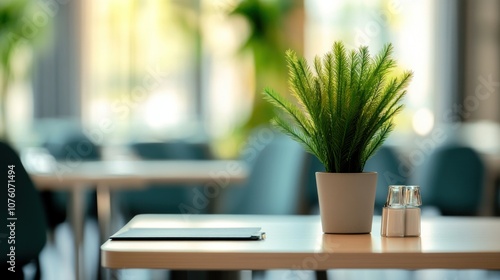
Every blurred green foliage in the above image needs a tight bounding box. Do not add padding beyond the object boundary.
[232,0,294,74]
[0,0,41,140]
[230,0,299,145]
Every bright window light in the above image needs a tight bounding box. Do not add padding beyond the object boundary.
[412,108,434,136]
[143,93,185,130]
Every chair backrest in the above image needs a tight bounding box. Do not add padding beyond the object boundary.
[44,131,100,161]
[302,153,324,212]
[130,141,211,160]
[418,144,485,216]
[219,130,306,215]
[0,142,47,267]
[364,146,407,210]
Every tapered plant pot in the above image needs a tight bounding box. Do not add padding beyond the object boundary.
[315,172,377,234]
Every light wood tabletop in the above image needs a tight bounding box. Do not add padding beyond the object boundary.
[29,159,247,188]
[101,214,500,270]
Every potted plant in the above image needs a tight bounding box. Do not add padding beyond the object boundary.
[263,42,412,233]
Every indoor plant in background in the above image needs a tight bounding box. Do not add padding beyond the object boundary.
[0,0,43,141]
[264,41,413,233]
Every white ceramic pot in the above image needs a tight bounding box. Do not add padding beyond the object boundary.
[315,172,377,234]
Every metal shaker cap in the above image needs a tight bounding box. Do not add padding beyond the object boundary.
[386,185,405,207]
[404,185,422,206]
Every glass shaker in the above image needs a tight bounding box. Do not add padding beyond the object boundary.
[404,185,422,237]
[381,185,406,237]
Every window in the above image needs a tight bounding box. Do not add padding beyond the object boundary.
[305,0,437,140]
[82,0,252,144]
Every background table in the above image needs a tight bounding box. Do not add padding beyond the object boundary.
[102,214,500,271]
[25,158,248,280]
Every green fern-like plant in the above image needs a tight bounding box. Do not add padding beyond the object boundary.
[263,41,413,173]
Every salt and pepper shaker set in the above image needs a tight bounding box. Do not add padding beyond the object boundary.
[381,185,422,237]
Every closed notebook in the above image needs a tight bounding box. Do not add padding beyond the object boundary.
[110,227,265,240]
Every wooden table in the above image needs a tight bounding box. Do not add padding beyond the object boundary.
[25,158,247,280]
[101,214,500,271]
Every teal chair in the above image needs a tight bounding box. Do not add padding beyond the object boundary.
[0,141,48,279]
[218,130,306,215]
[418,144,485,216]
[364,146,407,211]
[302,153,324,213]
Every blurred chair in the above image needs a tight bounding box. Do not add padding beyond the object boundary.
[417,144,485,216]
[0,141,48,280]
[41,131,101,229]
[217,130,306,215]
[364,146,407,211]
[43,131,101,161]
[130,141,211,160]
[301,153,324,214]
[118,141,212,218]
